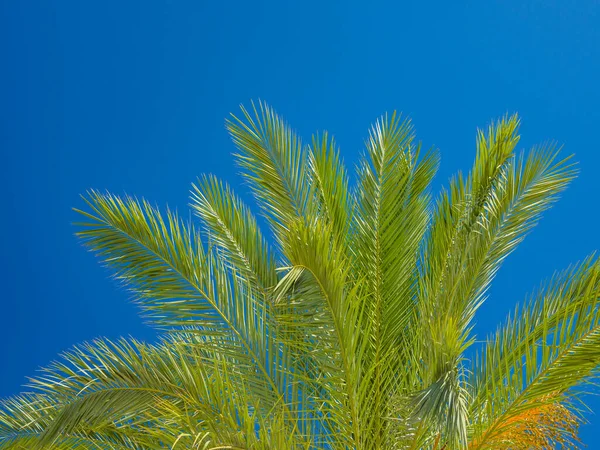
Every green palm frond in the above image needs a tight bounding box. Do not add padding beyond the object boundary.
[276,217,362,448]
[227,101,313,242]
[411,116,575,448]
[0,393,144,449]
[307,132,351,241]
[2,337,308,449]
[421,115,521,335]
[73,193,301,435]
[75,192,215,330]
[190,174,278,290]
[0,370,161,449]
[469,256,600,449]
[351,112,439,448]
[76,192,273,372]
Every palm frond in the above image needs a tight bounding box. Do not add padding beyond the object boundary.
[469,256,600,449]
[190,174,278,290]
[0,391,158,449]
[421,115,522,332]
[275,217,363,448]
[227,101,313,242]
[307,132,352,241]
[74,195,298,431]
[13,337,307,448]
[350,112,439,447]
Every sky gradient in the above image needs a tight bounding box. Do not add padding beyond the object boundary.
[2,0,600,445]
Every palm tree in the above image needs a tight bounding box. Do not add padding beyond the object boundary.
[1,103,599,449]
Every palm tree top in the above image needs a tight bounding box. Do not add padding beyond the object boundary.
[1,101,598,449]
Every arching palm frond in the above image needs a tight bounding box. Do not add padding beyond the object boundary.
[72,193,305,442]
[2,336,308,449]
[469,256,600,449]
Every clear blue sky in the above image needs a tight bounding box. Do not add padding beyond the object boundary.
[1,0,599,445]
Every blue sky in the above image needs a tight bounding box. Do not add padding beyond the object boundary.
[1,0,600,445]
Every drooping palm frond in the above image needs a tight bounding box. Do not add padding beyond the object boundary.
[0,392,150,449]
[0,336,309,449]
[275,216,365,449]
[2,103,599,449]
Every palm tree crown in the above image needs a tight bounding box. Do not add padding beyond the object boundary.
[1,103,599,449]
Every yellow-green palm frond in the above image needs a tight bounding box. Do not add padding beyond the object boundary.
[190,173,278,290]
[469,256,600,449]
[307,132,352,241]
[421,115,522,332]
[412,116,576,448]
[350,112,440,448]
[275,217,363,448]
[2,336,310,449]
[0,392,150,449]
[73,193,303,436]
[227,101,314,243]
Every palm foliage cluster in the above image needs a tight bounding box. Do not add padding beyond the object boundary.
[2,103,599,449]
